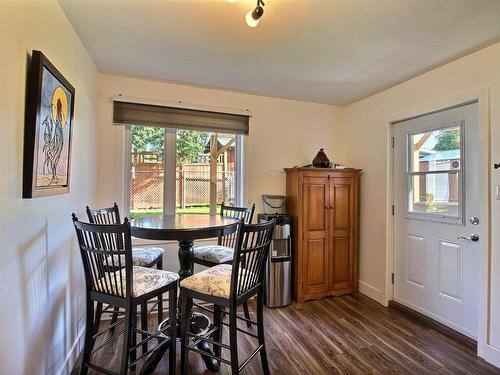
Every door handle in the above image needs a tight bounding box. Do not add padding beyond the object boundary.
[458,234,479,242]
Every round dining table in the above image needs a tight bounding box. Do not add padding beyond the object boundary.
[130,214,240,373]
[130,214,239,277]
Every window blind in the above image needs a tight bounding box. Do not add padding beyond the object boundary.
[113,100,249,135]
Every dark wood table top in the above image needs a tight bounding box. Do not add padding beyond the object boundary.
[130,214,240,241]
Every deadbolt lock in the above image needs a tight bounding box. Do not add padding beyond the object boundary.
[469,217,479,225]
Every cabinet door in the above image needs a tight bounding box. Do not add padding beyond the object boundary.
[302,176,330,295]
[330,178,354,291]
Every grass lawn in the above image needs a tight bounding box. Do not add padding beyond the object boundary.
[129,205,220,219]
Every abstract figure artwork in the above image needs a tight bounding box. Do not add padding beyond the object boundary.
[23,50,75,198]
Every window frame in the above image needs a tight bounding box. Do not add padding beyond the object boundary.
[123,125,244,218]
[405,121,465,225]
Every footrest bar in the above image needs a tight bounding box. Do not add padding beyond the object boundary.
[239,345,263,372]
[187,332,230,350]
[93,317,125,339]
[186,324,218,341]
[90,329,125,355]
[187,346,232,365]
[128,336,171,367]
[130,327,173,352]
[147,300,159,315]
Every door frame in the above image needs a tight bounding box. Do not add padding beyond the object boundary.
[386,88,490,357]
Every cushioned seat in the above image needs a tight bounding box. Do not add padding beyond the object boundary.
[193,245,233,264]
[106,247,164,267]
[98,266,179,297]
[180,264,254,299]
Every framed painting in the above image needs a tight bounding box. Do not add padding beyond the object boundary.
[23,50,75,198]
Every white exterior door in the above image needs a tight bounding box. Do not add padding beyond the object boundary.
[393,102,480,338]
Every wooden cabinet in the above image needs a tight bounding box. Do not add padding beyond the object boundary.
[285,168,361,303]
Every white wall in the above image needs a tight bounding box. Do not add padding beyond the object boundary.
[97,74,345,272]
[344,42,500,365]
[0,1,98,374]
[3,1,500,371]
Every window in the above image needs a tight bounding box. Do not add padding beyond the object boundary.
[127,125,242,219]
[406,124,463,221]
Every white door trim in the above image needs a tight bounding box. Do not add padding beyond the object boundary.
[386,87,491,360]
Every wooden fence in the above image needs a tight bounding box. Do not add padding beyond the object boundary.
[130,162,235,210]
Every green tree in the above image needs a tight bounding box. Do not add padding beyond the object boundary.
[131,126,164,152]
[176,130,210,163]
[131,126,210,162]
[434,128,460,151]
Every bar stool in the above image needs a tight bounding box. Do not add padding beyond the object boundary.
[179,218,276,375]
[192,203,255,325]
[72,215,178,375]
[87,203,165,334]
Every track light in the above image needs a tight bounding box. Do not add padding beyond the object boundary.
[245,0,265,28]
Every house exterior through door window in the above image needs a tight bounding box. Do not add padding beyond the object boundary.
[406,124,463,221]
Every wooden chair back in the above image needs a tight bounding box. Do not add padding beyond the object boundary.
[230,218,276,300]
[72,214,133,299]
[219,203,255,249]
[86,203,121,225]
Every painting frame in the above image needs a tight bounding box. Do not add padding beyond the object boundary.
[23,50,75,198]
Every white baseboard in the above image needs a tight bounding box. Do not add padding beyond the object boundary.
[57,326,85,375]
[392,296,476,339]
[358,280,386,306]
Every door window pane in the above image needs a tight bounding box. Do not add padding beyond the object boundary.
[407,125,463,219]
[408,126,461,172]
[409,172,460,217]
[129,125,165,219]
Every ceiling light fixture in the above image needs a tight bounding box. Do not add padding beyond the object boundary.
[245,0,265,28]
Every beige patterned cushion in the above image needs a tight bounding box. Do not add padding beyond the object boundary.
[193,245,234,264]
[180,264,254,299]
[106,247,164,267]
[97,266,178,297]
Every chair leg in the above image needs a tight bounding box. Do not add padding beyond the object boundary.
[243,301,252,328]
[168,286,177,375]
[110,306,120,331]
[94,302,103,331]
[257,292,270,375]
[130,304,138,372]
[213,304,223,359]
[180,290,192,375]
[79,298,95,375]
[157,258,164,325]
[120,302,135,375]
[93,301,103,333]
[141,302,148,355]
[229,306,239,375]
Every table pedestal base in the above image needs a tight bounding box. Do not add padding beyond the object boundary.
[140,312,220,374]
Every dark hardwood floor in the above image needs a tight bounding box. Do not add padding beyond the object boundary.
[75,294,500,374]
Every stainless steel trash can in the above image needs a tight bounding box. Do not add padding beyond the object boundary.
[258,214,292,308]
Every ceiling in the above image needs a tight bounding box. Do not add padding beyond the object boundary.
[60,0,500,105]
